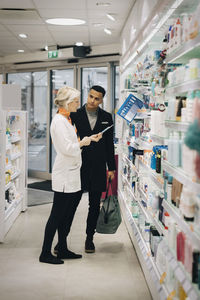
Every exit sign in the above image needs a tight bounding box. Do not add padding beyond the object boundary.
[48,50,58,59]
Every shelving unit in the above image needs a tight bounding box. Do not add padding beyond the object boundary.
[162,161,200,195]
[119,190,169,300]
[0,109,27,242]
[119,1,200,298]
[164,120,190,132]
[166,79,200,95]
[163,200,200,248]
[165,35,200,64]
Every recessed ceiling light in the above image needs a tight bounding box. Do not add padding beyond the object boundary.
[46,18,86,26]
[75,42,84,46]
[92,23,104,27]
[106,14,115,21]
[104,28,112,35]
[18,49,24,53]
[19,33,28,39]
[96,2,111,6]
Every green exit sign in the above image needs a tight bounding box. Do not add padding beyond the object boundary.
[48,50,58,59]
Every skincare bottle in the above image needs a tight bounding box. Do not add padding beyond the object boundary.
[167,175,173,203]
[172,132,180,167]
[177,231,186,264]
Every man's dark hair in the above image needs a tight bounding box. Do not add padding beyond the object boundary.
[90,85,106,98]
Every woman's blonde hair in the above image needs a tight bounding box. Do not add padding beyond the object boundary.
[54,86,80,107]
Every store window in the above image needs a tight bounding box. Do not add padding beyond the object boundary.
[51,69,74,168]
[7,72,48,172]
[81,67,108,108]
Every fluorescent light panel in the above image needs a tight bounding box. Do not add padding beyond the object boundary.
[104,28,112,35]
[106,14,115,21]
[46,18,86,25]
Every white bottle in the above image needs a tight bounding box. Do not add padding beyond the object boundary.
[168,133,173,164]
[172,132,180,167]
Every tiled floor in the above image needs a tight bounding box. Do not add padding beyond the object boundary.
[0,191,152,300]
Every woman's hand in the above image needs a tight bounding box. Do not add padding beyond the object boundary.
[90,133,102,142]
[79,136,91,147]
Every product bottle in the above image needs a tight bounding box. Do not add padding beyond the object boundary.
[172,132,180,167]
[177,231,186,264]
[167,175,173,203]
[180,187,195,222]
[192,251,200,284]
[168,133,173,164]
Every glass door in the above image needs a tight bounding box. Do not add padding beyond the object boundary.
[7,71,48,173]
[81,66,108,108]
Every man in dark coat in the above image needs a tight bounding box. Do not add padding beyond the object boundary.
[71,85,116,253]
[54,85,116,255]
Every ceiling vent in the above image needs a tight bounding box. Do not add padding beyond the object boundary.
[0,8,42,22]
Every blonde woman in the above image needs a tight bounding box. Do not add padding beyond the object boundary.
[39,86,101,264]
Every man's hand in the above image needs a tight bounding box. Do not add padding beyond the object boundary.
[108,171,115,181]
[90,133,102,142]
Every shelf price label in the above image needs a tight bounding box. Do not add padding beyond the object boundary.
[167,290,176,300]
[160,272,166,284]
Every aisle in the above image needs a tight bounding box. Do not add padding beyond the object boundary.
[0,192,152,300]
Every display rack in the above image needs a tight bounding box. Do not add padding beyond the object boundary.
[164,121,190,132]
[119,1,200,298]
[119,190,169,300]
[0,110,27,242]
[166,79,200,95]
[165,34,200,64]
[162,161,200,195]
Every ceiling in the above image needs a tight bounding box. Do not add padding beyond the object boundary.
[0,0,135,57]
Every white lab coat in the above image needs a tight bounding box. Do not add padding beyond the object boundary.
[50,113,82,193]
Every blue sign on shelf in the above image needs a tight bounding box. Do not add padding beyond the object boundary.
[117,94,144,123]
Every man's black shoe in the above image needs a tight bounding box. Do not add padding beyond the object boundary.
[85,239,95,253]
[39,253,64,264]
[57,250,82,259]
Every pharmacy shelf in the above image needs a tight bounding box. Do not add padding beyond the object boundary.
[11,170,21,181]
[166,79,200,95]
[162,161,200,195]
[165,35,200,64]
[119,190,169,300]
[10,152,22,161]
[138,188,165,236]
[138,159,164,189]
[10,136,21,143]
[162,241,200,300]
[5,196,22,221]
[122,155,139,175]
[164,120,190,132]
[149,134,166,145]
[162,200,200,249]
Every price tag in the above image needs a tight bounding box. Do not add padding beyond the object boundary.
[174,267,185,284]
[147,251,151,257]
[160,272,166,284]
[182,280,192,294]
[167,290,176,300]
[190,224,194,232]
[188,289,199,300]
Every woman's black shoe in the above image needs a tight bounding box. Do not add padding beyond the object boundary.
[39,253,64,264]
[85,239,95,253]
[57,250,82,259]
